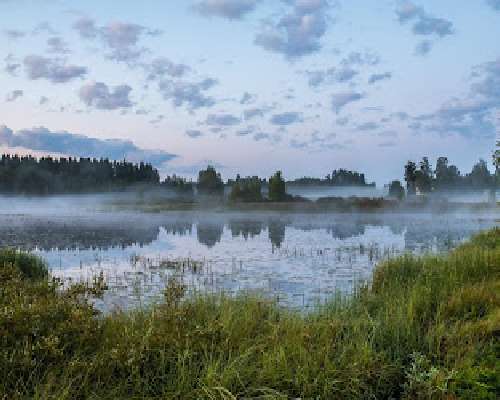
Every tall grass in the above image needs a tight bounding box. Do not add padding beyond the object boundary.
[1,229,499,399]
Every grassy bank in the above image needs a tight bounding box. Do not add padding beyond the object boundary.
[1,230,499,399]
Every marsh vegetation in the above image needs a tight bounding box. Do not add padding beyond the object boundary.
[1,229,498,399]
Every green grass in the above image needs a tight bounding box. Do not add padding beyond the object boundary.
[1,229,499,399]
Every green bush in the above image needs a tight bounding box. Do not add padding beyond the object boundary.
[0,248,48,280]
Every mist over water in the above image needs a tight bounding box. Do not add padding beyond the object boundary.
[1,193,498,311]
[287,186,386,200]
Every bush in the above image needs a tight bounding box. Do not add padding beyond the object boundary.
[0,248,48,280]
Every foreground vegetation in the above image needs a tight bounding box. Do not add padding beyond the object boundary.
[1,230,499,399]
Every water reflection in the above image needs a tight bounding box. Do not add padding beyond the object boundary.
[0,211,497,310]
[0,212,497,253]
[197,222,224,248]
[268,219,286,248]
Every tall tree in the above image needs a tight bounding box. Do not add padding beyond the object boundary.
[268,171,287,202]
[404,161,417,196]
[197,165,224,196]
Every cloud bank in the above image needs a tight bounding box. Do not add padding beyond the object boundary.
[0,125,176,166]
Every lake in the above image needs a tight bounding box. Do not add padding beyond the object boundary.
[0,206,498,311]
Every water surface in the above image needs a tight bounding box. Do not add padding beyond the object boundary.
[1,208,497,310]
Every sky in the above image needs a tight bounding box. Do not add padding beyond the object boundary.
[1,0,499,185]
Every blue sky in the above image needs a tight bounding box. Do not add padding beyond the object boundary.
[1,0,499,184]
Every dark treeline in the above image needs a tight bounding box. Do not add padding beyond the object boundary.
[1,147,498,199]
[287,169,375,187]
[0,154,159,194]
[403,157,497,196]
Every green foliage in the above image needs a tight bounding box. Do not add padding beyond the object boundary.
[0,248,48,280]
[1,229,499,399]
[197,165,224,196]
[415,157,433,193]
[404,161,417,195]
[268,170,287,202]
[229,175,263,202]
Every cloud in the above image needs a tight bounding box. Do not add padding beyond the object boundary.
[305,51,379,88]
[146,57,190,80]
[396,1,453,36]
[412,16,453,37]
[158,78,217,110]
[73,17,98,39]
[206,113,241,126]
[193,0,261,19]
[23,55,88,83]
[239,91,256,104]
[244,107,268,120]
[395,1,420,22]
[4,54,20,76]
[79,81,133,110]
[47,37,70,54]
[395,1,453,54]
[255,0,331,59]
[186,129,204,138]
[342,51,380,67]
[368,72,392,84]
[307,66,358,87]
[357,122,379,131]
[406,58,500,139]
[331,92,363,113]
[270,111,302,125]
[471,58,500,101]
[253,132,271,141]
[32,22,57,35]
[4,29,25,39]
[73,17,160,63]
[0,125,176,166]
[335,66,358,82]
[5,90,23,102]
[487,0,500,10]
[415,40,432,56]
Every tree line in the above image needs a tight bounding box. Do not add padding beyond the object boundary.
[1,146,498,200]
[287,169,375,187]
[0,154,159,194]
[387,151,499,200]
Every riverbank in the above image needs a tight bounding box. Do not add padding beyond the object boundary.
[1,229,499,399]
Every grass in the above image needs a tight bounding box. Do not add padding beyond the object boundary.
[1,229,499,399]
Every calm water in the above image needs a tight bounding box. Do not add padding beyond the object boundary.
[1,208,498,310]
